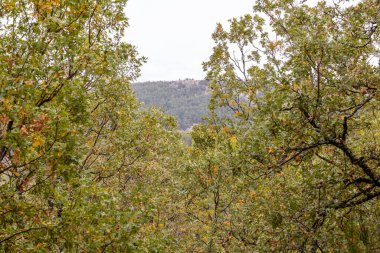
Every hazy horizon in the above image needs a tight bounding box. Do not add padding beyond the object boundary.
[125,0,254,82]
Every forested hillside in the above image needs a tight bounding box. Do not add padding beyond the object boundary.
[1,0,379,252]
[133,79,210,130]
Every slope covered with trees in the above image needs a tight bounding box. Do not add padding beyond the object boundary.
[0,0,379,252]
[133,79,210,130]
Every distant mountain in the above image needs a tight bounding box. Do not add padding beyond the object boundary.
[132,79,210,130]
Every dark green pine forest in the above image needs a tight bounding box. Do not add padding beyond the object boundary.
[0,0,379,252]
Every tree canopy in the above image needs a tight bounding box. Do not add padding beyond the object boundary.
[0,0,379,252]
[198,0,380,250]
[0,0,183,251]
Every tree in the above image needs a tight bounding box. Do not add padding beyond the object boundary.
[0,1,184,251]
[201,0,380,251]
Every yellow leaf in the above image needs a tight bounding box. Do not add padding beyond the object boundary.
[212,165,219,174]
[32,135,44,148]
[12,170,20,177]
[230,136,238,150]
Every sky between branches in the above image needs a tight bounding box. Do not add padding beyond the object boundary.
[125,0,254,81]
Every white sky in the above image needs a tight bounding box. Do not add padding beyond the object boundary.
[125,0,254,81]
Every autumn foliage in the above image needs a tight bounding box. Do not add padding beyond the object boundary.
[0,0,379,252]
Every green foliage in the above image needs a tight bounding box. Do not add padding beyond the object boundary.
[1,0,379,252]
[0,0,184,251]
[195,0,380,251]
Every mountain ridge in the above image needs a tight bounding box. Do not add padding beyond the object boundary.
[132,79,210,130]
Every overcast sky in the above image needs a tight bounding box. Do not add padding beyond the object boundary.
[125,0,254,81]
